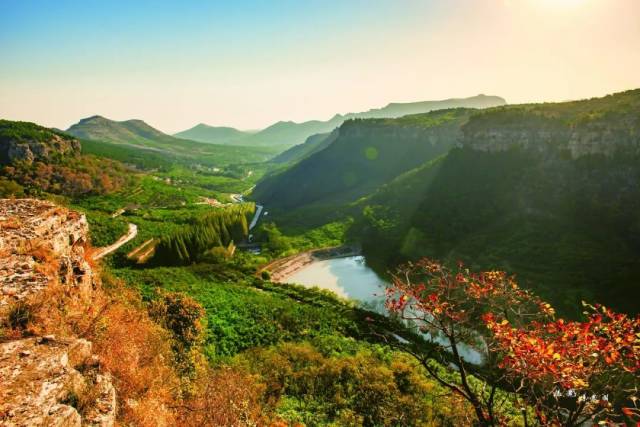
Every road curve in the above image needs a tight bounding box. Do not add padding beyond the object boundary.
[93,223,138,260]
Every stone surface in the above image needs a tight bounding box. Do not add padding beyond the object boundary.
[0,199,116,426]
[0,199,94,318]
[0,133,80,166]
[462,115,640,159]
[0,337,115,427]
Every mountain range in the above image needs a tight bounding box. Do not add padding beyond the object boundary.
[65,115,279,168]
[173,94,506,148]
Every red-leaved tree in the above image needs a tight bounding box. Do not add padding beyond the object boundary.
[386,258,639,426]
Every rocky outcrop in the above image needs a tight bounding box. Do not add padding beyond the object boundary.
[461,103,640,159]
[0,199,94,317]
[0,131,80,166]
[0,336,115,427]
[338,119,464,147]
[0,199,115,426]
[567,118,640,158]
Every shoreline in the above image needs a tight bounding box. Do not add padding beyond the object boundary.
[260,244,361,283]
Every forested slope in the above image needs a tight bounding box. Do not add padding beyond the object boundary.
[252,109,471,211]
[354,89,640,316]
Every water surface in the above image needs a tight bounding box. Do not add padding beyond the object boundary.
[286,255,388,311]
[286,254,483,364]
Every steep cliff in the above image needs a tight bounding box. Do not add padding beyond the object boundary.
[461,89,640,158]
[0,199,116,426]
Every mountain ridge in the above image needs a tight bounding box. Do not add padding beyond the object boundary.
[176,94,506,148]
[66,115,180,145]
[173,123,250,144]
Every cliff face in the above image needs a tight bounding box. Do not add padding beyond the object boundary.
[0,199,93,310]
[338,119,463,145]
[0,120,80,166]
[461,91,640,158]
[0,199,116,427]
[567,118,640,158]
[461,120,640,158]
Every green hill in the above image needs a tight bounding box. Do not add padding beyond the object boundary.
[67,115,177,145]
[240,117,343,148]
[252,109,471,214]
[173,123,250,144]
[66,115,279,168]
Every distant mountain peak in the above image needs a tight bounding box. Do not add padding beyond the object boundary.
[78,115,108,123]
[173,123,249,145]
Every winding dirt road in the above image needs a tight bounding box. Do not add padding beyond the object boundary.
[92,223,138,260]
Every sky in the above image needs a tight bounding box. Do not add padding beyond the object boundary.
[1,0,639,133]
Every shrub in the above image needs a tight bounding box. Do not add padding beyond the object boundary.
[7,302,34,330]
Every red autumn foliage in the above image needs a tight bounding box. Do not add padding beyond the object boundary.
[386,258,640,426]
[485,303,640,425]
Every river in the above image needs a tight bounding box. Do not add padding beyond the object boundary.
[286,255,388,312]
[285,254,484,364]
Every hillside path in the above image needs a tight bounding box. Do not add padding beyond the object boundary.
[93,223,138,260]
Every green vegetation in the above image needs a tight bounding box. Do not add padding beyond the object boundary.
[233,337,518,426]
[80,136,277,170]
[1,119,132,197]
[257,89,640,317]
[252,108,469,217]
[153,204,253,265]
[0,119,70,143]
[388,148,639,316]
[4,89,639,424]
[256,219,352,257]
[111,258,395,359]
[110,257,529,425]
[84,210,129,247]
[68,115,279,168]
[347,91,640,317]
[464,88,640,128]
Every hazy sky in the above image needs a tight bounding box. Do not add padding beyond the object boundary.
[1,0,639,133]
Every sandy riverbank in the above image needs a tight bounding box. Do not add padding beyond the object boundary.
[261,245,361,283]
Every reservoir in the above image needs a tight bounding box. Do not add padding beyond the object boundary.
[285,255,388,312]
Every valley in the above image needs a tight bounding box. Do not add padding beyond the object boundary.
[4,2,640,424]
[1,89,639,426]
